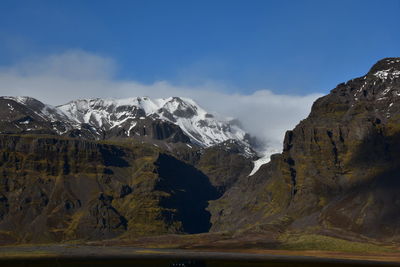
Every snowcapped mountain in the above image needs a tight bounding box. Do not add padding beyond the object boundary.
[0,96,255,156]
[57,96,249,147]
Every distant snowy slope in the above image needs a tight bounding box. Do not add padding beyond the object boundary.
[58,96,249,147]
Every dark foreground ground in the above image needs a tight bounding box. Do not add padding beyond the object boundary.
[0,245,399,267]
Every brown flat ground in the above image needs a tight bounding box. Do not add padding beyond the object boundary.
[2,232,400,265]
[0,245,399,266]
[198,248,400,264]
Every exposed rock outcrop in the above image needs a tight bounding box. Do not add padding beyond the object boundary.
[209,58,400,239]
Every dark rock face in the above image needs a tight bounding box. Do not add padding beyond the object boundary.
[0,130,252,243]
[195,142,255,192]
[210,58,400,239]
[0,134,236,243]
[124,118,191,143]
[155,153,220,234]
[0,135,135,242]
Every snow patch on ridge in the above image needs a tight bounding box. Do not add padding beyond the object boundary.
[374,69,400,80]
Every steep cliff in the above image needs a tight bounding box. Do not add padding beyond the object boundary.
[209,58,400,240]
[0,135,222,243]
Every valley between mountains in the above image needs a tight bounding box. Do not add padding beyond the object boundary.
[1,58,400,251]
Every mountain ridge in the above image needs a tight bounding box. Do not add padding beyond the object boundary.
[208,57,400,239]
[0,95,257,157]
[1,58,400,247]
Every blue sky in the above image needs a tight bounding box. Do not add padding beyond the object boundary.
[0,0,399,95]
[0,0,399,148]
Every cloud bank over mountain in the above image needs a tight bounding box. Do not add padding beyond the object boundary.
[0,50,322,152]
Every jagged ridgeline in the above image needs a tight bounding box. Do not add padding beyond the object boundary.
[1,57,400,244]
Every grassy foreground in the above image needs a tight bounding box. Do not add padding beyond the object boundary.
[277,234,395,253]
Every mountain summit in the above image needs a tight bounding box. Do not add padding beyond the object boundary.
[58,96,250,147]
[0,96,254,156]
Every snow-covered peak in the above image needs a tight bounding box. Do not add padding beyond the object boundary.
[58,96,250,148]
[1,95,255,156]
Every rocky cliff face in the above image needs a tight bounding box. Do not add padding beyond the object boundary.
[0,133,253,244]
[210,58,400,239]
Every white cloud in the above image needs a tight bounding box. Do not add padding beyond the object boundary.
[1,50,116,80]
[0,50,322,153]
